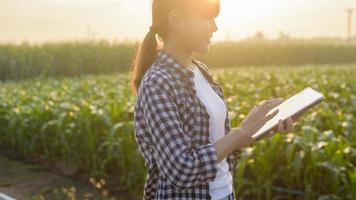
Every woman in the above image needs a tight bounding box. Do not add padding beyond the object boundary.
[131,0,296,199]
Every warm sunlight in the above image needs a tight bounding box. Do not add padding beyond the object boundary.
[0,0,355,42]
[213,0,354,40]
[0,0,355,199]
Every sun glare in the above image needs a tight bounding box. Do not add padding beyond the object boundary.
[212,0,306,40]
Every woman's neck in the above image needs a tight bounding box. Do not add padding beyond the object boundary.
[163,39,194,69]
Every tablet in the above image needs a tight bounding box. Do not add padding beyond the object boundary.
[251,87,325,141]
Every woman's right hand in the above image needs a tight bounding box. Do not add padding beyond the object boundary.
[237,98,284,147]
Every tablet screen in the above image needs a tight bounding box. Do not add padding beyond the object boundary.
[252,87,325,140]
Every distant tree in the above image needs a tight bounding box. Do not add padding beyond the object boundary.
[253,31,265,40]
[277,31,291,41]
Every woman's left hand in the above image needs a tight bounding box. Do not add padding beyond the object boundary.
[266,117,294,137]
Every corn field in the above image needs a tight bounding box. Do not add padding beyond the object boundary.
[1,40,356,81]
[0,64,355,199]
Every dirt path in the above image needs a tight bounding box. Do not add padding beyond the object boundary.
[0,155,114,200]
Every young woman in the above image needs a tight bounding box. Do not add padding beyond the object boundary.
[131,0,296,199]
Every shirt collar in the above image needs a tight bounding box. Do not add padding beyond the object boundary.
[156,49,215,84]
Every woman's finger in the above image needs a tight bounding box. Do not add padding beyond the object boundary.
[260,98,283,107]
[272,126,277,133]
[266,109,279,119]
[263,99,283,114]
[283,118,292,133]
[277,119,283,133]
[283,118,290,133]
[287,117,293,133]
[255,98,283,114]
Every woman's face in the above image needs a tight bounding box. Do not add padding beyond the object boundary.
[177,12,218,53]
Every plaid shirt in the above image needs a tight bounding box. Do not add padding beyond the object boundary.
[134,49,242,200]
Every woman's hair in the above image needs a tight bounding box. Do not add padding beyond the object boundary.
[130,0,220,95]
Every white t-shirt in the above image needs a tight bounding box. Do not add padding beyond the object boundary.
[189,64,233,200]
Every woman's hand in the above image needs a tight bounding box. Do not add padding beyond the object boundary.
[237,98,284,147]
[265,117,294,138]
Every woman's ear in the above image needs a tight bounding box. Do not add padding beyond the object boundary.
[168,9,182,31]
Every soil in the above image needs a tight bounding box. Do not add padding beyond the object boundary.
[0,155,122,200]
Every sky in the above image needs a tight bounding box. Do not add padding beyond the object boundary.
[0,0,355,44]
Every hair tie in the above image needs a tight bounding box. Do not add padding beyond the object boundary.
[149,25,158,34]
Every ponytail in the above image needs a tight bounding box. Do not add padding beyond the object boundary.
[130,29,158,95]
